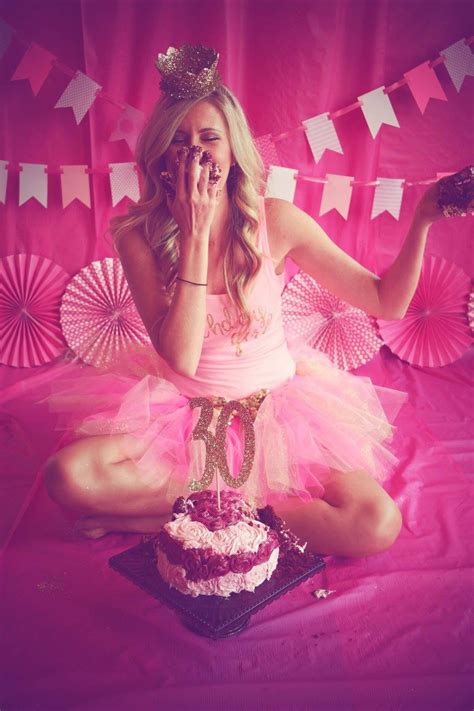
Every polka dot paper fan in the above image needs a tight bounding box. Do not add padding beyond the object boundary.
[377,255,472,367]
[60,257,151,368]
[282,270,383,370]
[0,253,69,367]
[468,291,474,331]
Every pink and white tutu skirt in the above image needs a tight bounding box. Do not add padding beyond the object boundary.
[33,342,408,507]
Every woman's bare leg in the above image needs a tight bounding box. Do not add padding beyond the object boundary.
[44,434,402,556]
[274,469,402,557]
[43,434,173,537]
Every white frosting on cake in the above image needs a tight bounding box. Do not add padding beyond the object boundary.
[156,547,279,598]
[166,513,269,555]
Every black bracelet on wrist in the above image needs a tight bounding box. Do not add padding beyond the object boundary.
[176,276,208,287]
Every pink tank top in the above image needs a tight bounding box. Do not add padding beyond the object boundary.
[162,195,297,399]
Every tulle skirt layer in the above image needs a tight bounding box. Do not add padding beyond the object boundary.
[36,343,408,507]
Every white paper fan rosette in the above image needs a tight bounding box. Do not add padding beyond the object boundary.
[377,255,472,367]
[60,257,151,368]
[0,254,69,367]
[281,270,383,370]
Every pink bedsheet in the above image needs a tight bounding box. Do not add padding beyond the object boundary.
[1,347,472,710]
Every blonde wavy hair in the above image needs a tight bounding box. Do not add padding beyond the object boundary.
[107,84,268,340]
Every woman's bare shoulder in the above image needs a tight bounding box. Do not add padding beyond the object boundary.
[263,197,293,266]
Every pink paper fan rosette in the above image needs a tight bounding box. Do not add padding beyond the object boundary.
[377,255,472,367]
[60,257,151,368]
[0,253,69,367]
[282,270,383,370]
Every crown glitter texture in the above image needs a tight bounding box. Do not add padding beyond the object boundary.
[155,44,221,100]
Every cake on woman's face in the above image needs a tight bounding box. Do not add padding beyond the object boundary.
[155,490,280,597]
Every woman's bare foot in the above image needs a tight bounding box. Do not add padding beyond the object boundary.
[74,513,169,538]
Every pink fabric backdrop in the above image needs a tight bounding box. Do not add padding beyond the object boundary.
[0,1,473,709]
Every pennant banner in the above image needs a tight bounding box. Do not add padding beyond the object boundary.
[265,165,298,202]
[1,20,471,165]
[320,174,354,219]
[357,87,400,139]
[404,61,448,114]
[303,113,343,164]
[109,103,145,153]
[441,38,474,93]
[60,165,91,208]
[371,178,405,220]
[19,163,48,207]
[11,43,56,96]
[109,162,140,207]
[2,157,468,222]
[54,71,102,125]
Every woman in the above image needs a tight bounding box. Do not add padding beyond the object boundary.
[42,51,444,557]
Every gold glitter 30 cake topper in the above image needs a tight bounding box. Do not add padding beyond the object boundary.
[188,397,256,492]
[155,44,222,100]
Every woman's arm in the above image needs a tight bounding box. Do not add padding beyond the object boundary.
[266,187,440,320]
[116,229,209,376]
[116,147,220,377]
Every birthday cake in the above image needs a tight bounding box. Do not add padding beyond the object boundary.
[154,490,280,597]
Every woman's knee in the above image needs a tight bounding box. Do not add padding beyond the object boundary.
[43,447,96,512]
[359,496,402,554]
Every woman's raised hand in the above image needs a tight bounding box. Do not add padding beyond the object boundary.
[166,146,222,240]
[415,166,474,227]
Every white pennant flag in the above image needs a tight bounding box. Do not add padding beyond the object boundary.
[303,113,343,163]
[440,38,474,93]
[264,165,298,202]
[109,104,145,152]
[19,163,48,207]
[0,160,8,204]
[357,87,400,139]
[109,162,140,206]
[319,174,354,219]
[371,178,404,220]
[54,71,102,125]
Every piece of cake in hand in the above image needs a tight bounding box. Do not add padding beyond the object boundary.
[155,490,280,597]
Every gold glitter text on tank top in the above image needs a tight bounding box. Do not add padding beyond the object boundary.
[204,304,273,356]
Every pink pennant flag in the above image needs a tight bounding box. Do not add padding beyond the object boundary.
[303,113,343,164]
[109,162,140,207]
[0,161,8,204]
[109,104,145,153]
[440,38,474,93]
[0,18,14,59]
[254,134,280,168]
[60,165,91,208]
[357,87,400,139]
[404,61,447,114]
[264,165,298,202]
[19,163,48,207]
[319,174,353,219]
[54,71,102,125]
[11,43,56,96]
[371,178,404,220]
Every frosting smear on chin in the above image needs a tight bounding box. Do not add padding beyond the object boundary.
[155,490,280,597]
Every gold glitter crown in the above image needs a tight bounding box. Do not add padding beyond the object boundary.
[155,44,222,100]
